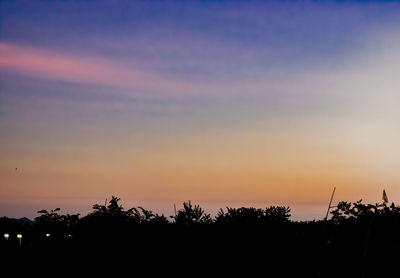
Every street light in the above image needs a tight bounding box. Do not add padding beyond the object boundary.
[46,233,51,238]
[4,233,9,240]
[16,234,22,246]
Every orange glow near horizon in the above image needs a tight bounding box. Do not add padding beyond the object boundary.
[1,125,398,220]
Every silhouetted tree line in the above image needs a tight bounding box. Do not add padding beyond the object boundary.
[5,197,290,231]
[2,197,400,277]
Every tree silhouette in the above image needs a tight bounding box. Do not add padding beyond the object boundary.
[215,205,291,225]
[215,207,264,225]
[329,199,398,223]
[34,208,79,227]
[264,206,291,223]
[85,196,169,226]
[127,206,169,224]
[173,201,212,225]
[91,196,125,217]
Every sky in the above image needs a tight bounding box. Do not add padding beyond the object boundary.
[1,0,400,220]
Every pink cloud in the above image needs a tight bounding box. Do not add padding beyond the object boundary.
[0,43,207,98]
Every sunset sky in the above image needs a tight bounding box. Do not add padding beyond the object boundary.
[1,1,400,220]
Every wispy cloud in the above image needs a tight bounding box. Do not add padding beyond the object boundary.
[0,43,214,99]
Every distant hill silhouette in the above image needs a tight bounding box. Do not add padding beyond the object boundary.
[7,217,33,225]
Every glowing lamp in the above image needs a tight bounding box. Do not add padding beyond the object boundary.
[4,233,9,240]
[17,234,22,246]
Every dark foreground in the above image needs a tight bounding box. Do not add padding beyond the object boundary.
[1,198,400,277]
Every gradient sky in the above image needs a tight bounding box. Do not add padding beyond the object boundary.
[1,1,400,220]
